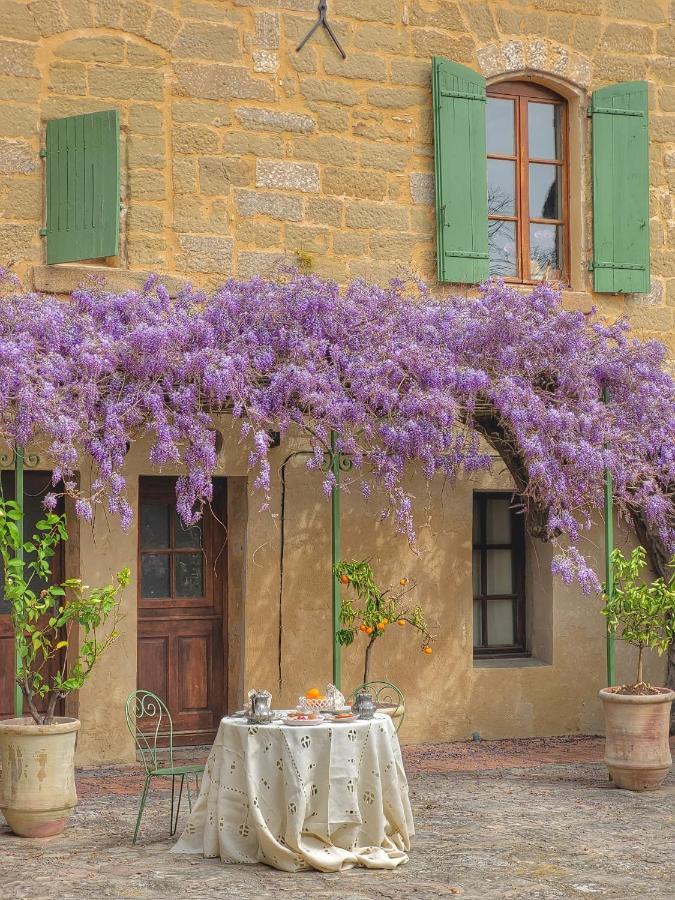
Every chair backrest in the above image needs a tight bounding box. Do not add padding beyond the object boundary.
[347,680,405,732]
[125,690,174,774]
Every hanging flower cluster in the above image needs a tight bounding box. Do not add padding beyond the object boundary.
[0,268,672,593]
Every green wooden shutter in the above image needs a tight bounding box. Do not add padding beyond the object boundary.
[432,56,488,284]
[45,109,120,265]
[590,82,649,293]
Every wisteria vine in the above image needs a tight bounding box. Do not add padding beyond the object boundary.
[0,268,673,595]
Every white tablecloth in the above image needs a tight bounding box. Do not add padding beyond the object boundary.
[172,713,414,872]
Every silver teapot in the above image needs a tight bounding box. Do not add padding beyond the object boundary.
[247,689,273,724]
[351,690,376,720]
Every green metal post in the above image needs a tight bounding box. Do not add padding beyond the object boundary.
[330,431,341,689]
[603,387,616,688]
[14,445,24,718]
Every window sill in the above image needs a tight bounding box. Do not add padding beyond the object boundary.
[473,656,551,669]
[32,264,188,297]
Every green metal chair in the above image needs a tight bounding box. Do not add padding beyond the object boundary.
[124,690,205,844]
[347,680,405,733]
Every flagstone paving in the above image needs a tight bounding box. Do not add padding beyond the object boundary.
[1,736,673,900]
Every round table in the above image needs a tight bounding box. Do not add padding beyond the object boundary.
[171,713,414,872]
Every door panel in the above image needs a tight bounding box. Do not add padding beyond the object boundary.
[137,477,227,746]
[0,471,65,720]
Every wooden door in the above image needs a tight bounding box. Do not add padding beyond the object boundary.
[0,471,65,720]
[137,477,227,746]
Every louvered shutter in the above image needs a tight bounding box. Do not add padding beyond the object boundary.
[44,109,120,264]
[590,82,649,293]
[432,57,488,284]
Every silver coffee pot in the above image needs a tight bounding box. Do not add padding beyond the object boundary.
[351,690,376,720]
[247,689,273,724]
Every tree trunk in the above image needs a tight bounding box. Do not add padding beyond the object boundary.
[363,636,376,685]
[637,645,644,686]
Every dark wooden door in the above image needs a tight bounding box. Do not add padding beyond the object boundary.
[0,471,64,720]
[137,477,227,746]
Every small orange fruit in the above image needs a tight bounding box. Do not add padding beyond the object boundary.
[339,574,350,585]
[377,621,386,631]
[359,623,367,632]
[306,687,322,700]
[423,646,433,655]
[400,577,408,586]
[365,625,374,635]
[397,618,406,627]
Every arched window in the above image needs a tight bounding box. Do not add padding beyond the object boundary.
[486,81,568,284]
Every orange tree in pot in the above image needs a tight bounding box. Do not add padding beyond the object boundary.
[0,497,129,837]
[600,547,675,791]
[334,560,434,687]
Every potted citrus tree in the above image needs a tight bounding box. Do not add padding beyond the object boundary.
[335,559,433,686]
[600,546,675,791]
[0,497,129,836]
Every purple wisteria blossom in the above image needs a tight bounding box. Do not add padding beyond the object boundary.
[0,268,672,593]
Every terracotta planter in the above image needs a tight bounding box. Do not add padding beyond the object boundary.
[0,716,80,837]
[599,688,674,791]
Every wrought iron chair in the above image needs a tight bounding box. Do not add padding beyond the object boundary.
[124,690,205,844]
[347,680,405,732]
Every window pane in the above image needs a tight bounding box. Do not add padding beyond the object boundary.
[175,553,203,597]
[530,224,562,279]
[473,549,481,596]
[487,159,516,216]
[487,98,515,156]
[473,599,483,647]
[486,499,511,544]
[528,102,561,160]
[486,598,515,645]
[488,220,517,278]
[472,497,481,544]
[529,164,561,220]
[175,519,202,549]
[141,503,169,549]
[141,554,169,598]
[486,549,512,594]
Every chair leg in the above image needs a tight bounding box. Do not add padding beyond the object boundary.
[133,775,151,845]
[170,774,185,836]
[186,778,192,813]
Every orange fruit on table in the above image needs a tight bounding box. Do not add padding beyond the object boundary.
[397,618,406,626]
[305,688,322,700]
[423,646,433,655]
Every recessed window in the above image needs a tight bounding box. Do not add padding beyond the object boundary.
[472,493,527,658]
[486,81,568,285]
[140,495,204,600]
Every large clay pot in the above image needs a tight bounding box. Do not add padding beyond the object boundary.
[0,716,80,837]
[599,688,674,791]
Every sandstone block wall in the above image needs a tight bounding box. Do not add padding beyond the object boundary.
[0,0,672,348]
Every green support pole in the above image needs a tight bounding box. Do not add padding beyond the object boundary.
[14,445,24,718]
[603,387,616,688]
[330,431,341,690]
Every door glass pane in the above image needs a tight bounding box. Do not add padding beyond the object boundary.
[528,102,561,160]
[486,549,513,594]
[487,159,516,216]
[488,220,517,278]
[175,519,202,549]
[486,598,515,645]
[141,503,169,549]
[472,549,481,596]
[141,554,169,598]
[486,499,511,544]
[530,224,562,279]
[175,553,203,597]
[529,164,561,220]
[473,599,483,647]
[487,98,515,156]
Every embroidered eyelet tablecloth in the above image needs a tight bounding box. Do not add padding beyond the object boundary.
[171,713,414,872]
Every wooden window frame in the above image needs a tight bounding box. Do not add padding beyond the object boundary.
[472,492,528,659]
[487,80,570,286]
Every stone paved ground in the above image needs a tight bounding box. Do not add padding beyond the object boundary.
[1,736,673,900]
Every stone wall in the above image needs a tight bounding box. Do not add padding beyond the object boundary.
[0,0,672,348]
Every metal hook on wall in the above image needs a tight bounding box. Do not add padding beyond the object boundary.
[296,0,347,60]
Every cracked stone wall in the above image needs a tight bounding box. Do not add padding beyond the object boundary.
[0,0,672,347]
